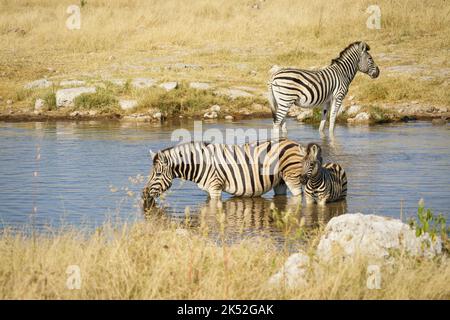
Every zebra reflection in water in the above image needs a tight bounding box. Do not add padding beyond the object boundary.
[144,197,347,243]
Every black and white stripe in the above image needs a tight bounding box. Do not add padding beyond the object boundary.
[142,139,308,208]
[301,143,347,205]
[268,41,379,134]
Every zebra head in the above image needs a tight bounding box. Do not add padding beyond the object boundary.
[357,42,380,79]
[300,143,323,184]
[142,151,174,204]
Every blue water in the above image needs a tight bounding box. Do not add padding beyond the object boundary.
[0,119,449,233]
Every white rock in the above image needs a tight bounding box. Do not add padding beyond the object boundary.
[189,82,211,90]
[296,109,314,122]
[153,112,163,120]
[224,115,234,120]
[131,78,156,89]
[346,104,362,116]
[6,99,13,105]
[88,110,98,116]
[268,252,310,288]
[210,105,221,112]
[348,112,370,123]
[288,106,303,117]
[204,111,218,119]
[316,213,442,261]
[109,79,126,86]
[60,80,86,87]
[56,87,96,108]
[119,99,138,111]
[216,88,253,99]
[122,114,151,122]
[24,79,53,89]
[34,98,45,111]
[159,81,178,91]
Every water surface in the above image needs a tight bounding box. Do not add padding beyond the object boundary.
[0,119,448,236]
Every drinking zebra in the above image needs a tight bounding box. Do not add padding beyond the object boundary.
[142,139,308,209]
[301,143,347,205]
[268,41,379,135]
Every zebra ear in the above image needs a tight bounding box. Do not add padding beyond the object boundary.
[149,149,157,160]
[359,41,369,52]
[307,143,322,160]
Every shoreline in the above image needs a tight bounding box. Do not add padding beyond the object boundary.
[0,108,447,124]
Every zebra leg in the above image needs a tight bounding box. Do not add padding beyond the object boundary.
[305,195,315,206]
[319,100,331,132]
[208,188,222,199]
[281,120,288,136]
[329,95,344,134]
[285,181,302,201]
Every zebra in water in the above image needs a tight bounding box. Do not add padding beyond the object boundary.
[268,41,380,135]
[142,139,308,209]
[301,143,347,206]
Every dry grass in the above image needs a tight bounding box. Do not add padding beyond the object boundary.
[0,215,449,300]
[1,0,449,112]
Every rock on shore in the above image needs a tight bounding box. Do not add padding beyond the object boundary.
[56,87,96,108]
[269,213,443,288]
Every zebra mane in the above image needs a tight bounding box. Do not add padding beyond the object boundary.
[331,41,366,65]
[153,141,211,163]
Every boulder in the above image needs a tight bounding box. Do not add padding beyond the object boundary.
[189,82,211,90]
[152,112,163,120]
[60,80,86,87]
[203,111,218,119]
[159,81,178,91]
[6,99,13,105]
[347,112,370,124]
[109,79,126,87]
[269,213,443,289]
[316,213,442,261]
[119,99,138,111]
[224,115,234,120]
[296,109,314,122]
[210,105,221,112]
[346,104,362,116]
[56,87,96,108]
[268,252,310,288]
[131,78,156,89]
[34,98,45,111]
[216,88,253,99]
[24,79,53,90]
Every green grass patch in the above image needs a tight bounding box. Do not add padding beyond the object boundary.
[43,92,56,110]
[135,82,265,117]
[74,88,118,110]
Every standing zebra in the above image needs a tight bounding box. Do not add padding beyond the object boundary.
[301,143,347,206]
[268,41,379,135]
[142,139,308,209]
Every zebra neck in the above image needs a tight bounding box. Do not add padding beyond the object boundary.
[309,168,327,185]
[330,56,358,86]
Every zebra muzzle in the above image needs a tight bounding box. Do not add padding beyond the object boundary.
[142,188,156,210]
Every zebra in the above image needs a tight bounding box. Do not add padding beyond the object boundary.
[142,139,308,209]
[301,143,347,206]
[268,41,380,135]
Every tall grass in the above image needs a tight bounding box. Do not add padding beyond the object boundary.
[0,215,449,299]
